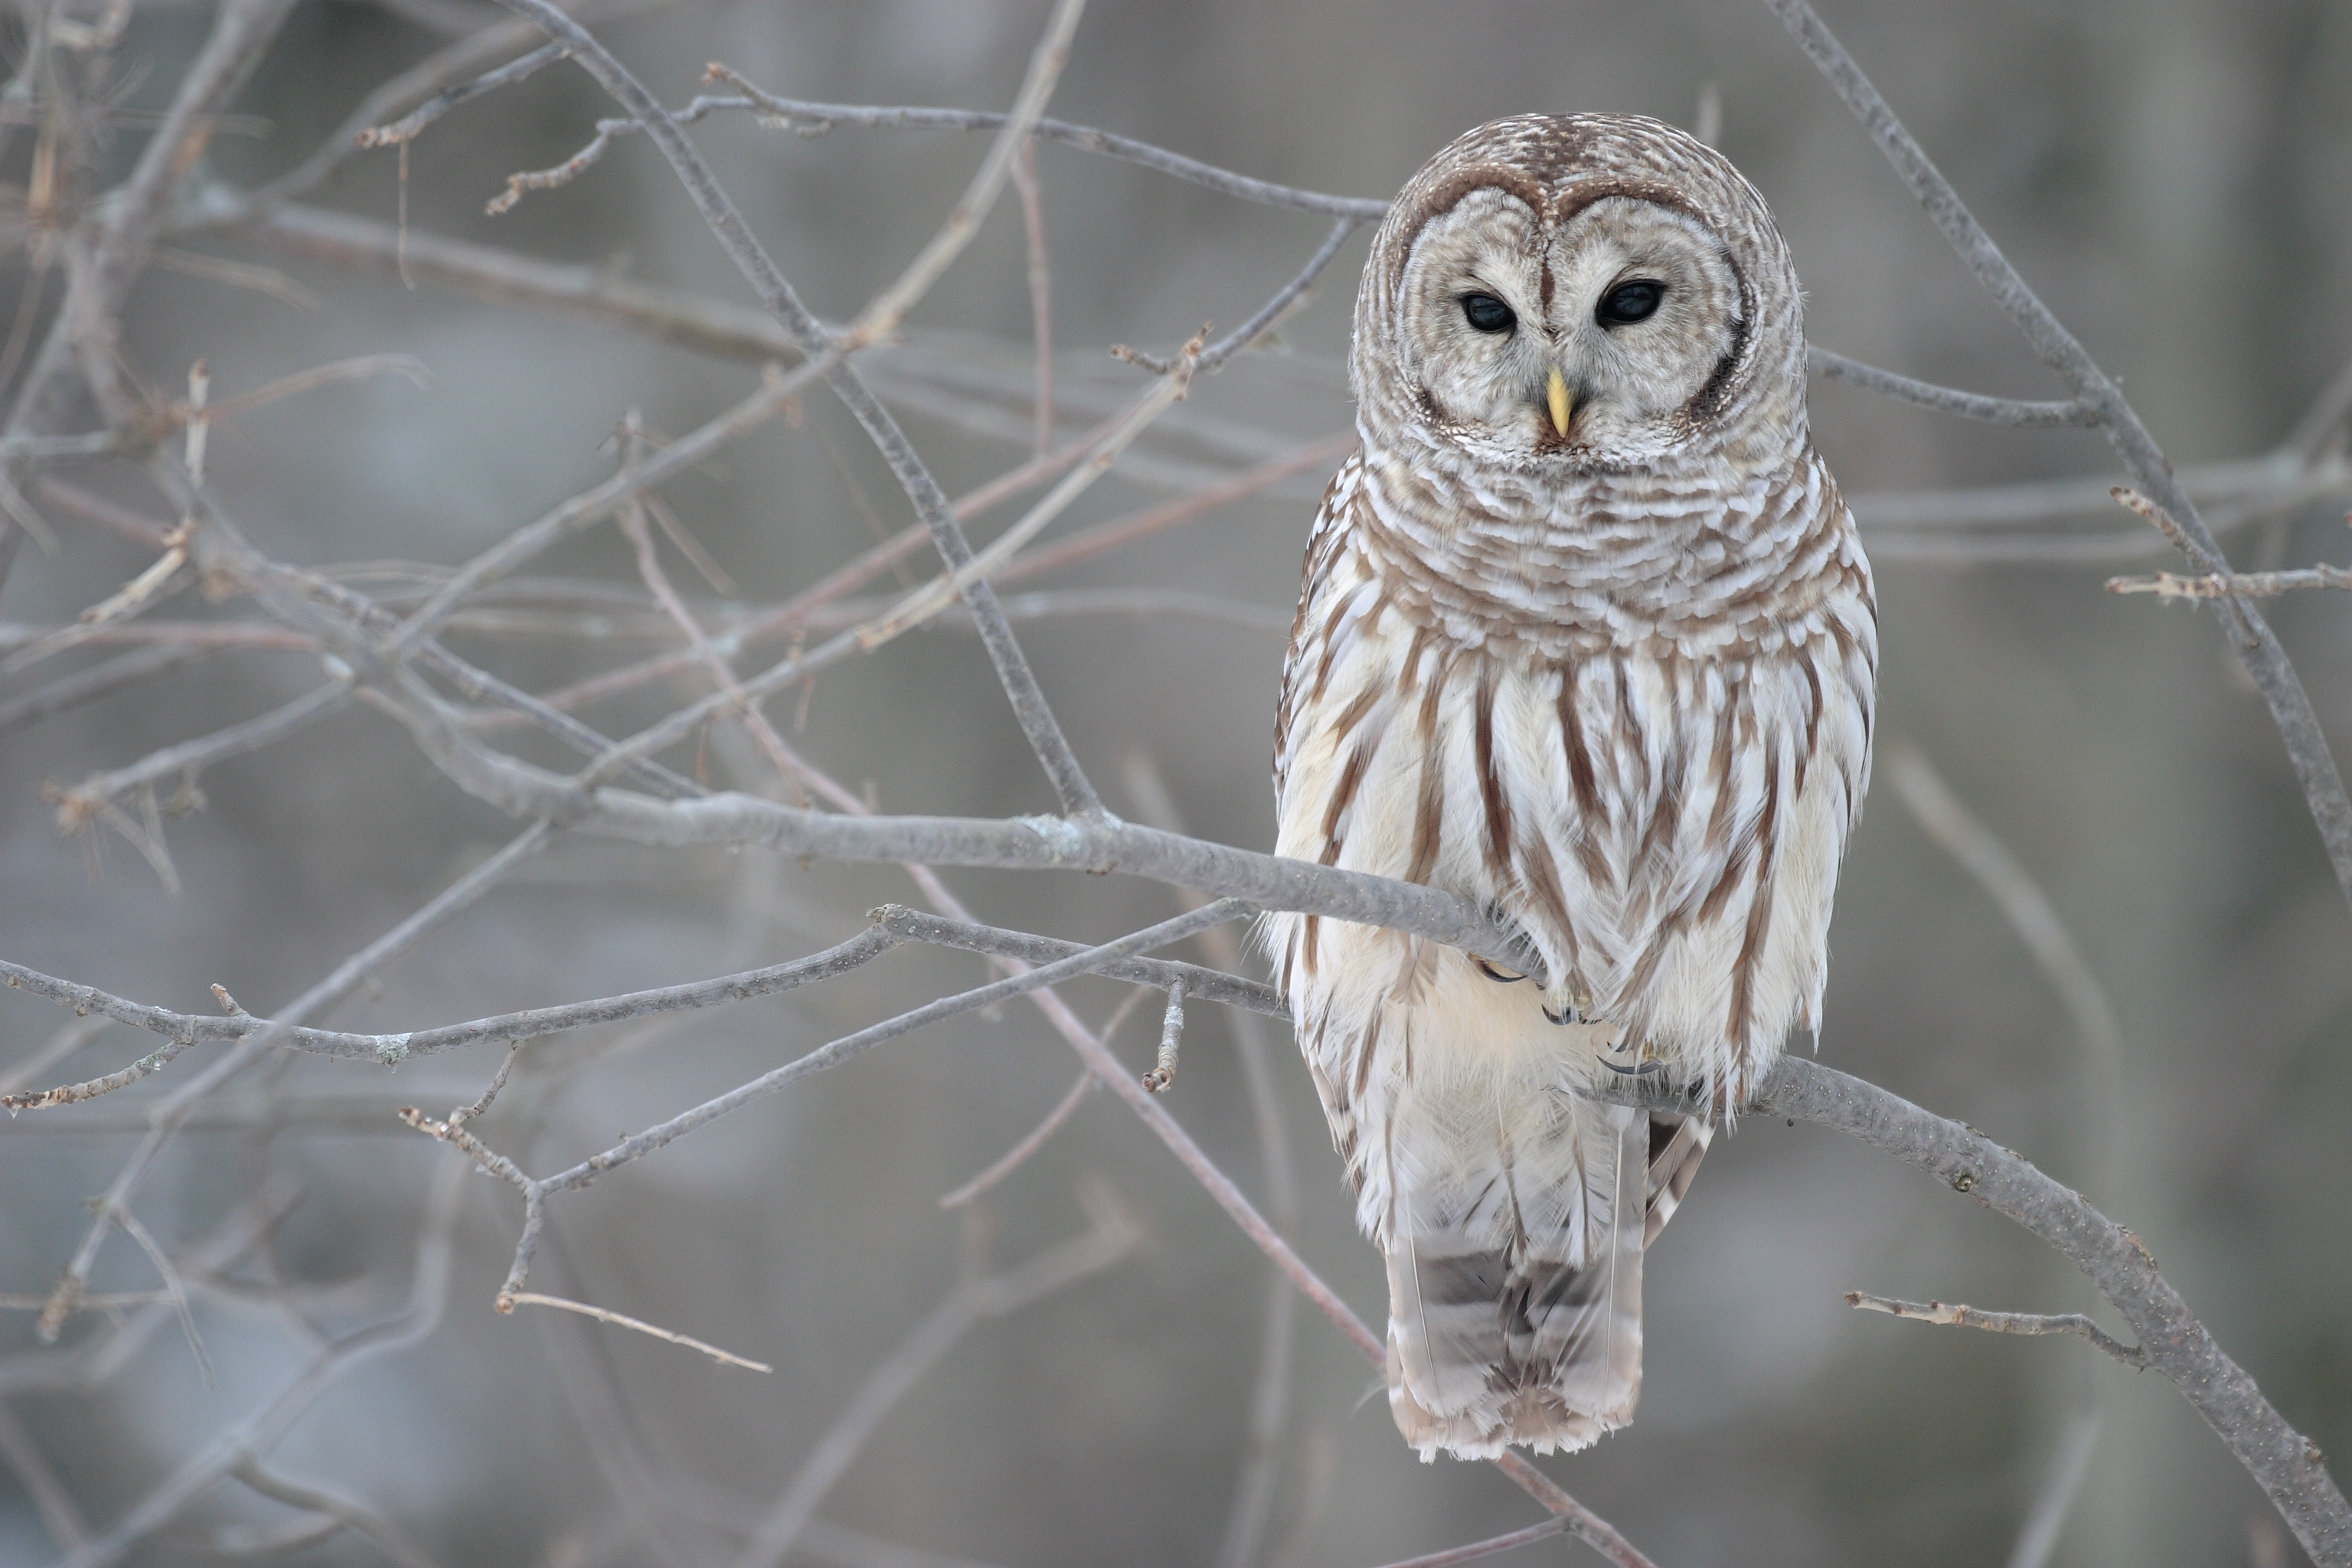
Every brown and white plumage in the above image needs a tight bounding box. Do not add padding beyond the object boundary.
[1269,115,1875,1460]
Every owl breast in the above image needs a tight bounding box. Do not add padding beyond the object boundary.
[1272,447,1876,1125]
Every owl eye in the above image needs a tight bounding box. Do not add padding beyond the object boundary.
[1458,292,1517,333]
[1596,279,1664,325]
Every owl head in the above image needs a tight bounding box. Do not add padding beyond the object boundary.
[1353,114,1808,476]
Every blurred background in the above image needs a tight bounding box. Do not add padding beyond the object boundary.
[2,1,2349,1564]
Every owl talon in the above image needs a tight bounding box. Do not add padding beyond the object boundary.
[1473,957,1527,985]
[1600,1057,1663,1076]
[1542,1003,1579,1025]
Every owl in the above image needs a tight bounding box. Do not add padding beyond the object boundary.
[1269,115,1876,1460]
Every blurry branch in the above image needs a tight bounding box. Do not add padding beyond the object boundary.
[0,1399,91,1554]
[576,67,1391,221]
[727,1189,1141,1568]
[183,0,670,230]
[0,0,300,573]
[1119,217,1361,376]
[0,644,204,738]
[501,1292,773,1374]
[0,923,903,1080]
[1364,1517,1572,1568]
[47,1159,469,1568]
[396,900,1247,1304]
[0,1013,113,1098]
[1885,744,2124,1566]
[1886,745,2122,1200]
[1012,136,1053,456]
[2109,557,2352,601]
[1728,1059,2351,1564]
[229,1459,441,1568]
[25,819,552,1344]
[936,982,1153,1211]
[41,678,352,837]
[354,39,569,148]
[1119,751,1302,1568]
[1767,0,2352,924]
[106,1200,214,1389]
[2007,1410,2103,1568]
[492,0,1109,822]
[1808,347,2093,427]
[1843,1293,2145,1370]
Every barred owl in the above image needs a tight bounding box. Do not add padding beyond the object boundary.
[1269,115,1876,1460]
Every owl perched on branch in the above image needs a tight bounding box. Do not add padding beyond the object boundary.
[1270,115,1876,1460]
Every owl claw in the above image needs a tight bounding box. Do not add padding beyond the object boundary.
[1473,957,1527,985]
[1600,1057,1663,1076]
[1542,1002,1579,1025]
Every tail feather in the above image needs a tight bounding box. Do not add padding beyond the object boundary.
[1383,1096,1648,1459]
[1643,1110,1714,1247]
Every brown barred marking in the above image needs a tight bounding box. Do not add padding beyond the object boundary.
[1473,665,1517,887]
[1796,653,1824,795]
[1327,678,1385,750]
[1557,665,1605,823]
[1396,622,1434,697]
[1307,592,1354,706]
[1405,649,1454,884]
[1319,741,1376,861]
[1698,678,1744,855]
[1724,749,1784,1052]
[1514,822,1576,973]
[1611,655,1650,800]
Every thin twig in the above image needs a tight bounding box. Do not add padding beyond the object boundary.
[1844,1292,2145,1370]
[1141,977,1185,1093]
[105,1204,215,1389]
[1011,136,1053,456]
[2108,560,2352,600]
[1886,746,2122,1200]
[230,1459,441,1568]
[936,1069,1094,1210]
[500,1292,773,1373]
[691,73,1390,220]
[1360,1517,1571,1568]
[0,924,902,1073]
[355,39,568,147]
[1809,347,2093,427]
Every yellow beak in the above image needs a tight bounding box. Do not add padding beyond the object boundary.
[1545,368,1574,439]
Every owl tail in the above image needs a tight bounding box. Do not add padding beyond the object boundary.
[1382,1100,1714,1460]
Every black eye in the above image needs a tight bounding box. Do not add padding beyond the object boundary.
[1459,292,1516,333]
[1596,279,1664,325]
